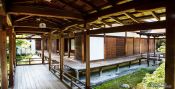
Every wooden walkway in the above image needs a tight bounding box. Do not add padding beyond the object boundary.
[14,65,68,89]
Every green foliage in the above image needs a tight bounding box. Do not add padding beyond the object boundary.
[136,63,165,89]
[157,43,165,53]
[16,39,31,48]
[94,68,154,89]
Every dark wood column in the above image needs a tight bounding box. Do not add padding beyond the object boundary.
[48,33,52,70]
[85,23,90,89]
[153,36,156,56]
[0,30,8,89]
[8,29,14,87]
[41,35,45,64]
[13,32,16,67]
[165,1,175,88]
[60,33,64,81]
[104,33,106,60]
[147,36,150,66]
[68,38,71,58]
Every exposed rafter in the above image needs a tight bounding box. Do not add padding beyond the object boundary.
[14,27,51,33]
[89,21,165,34]
[150,11,160,21]
[124,12,140,23]
[7,5,83,20]
[82,0,100,12]
[109,16,123,24]
[15,15,33,22]
[58,0,86,14]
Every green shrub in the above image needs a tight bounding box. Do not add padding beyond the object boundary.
[136,63,165,89]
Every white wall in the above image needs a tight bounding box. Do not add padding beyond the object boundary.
[90,37,104,61]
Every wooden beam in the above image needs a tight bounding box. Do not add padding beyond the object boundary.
[8,29,14,87]
[14,27,51,33]
[68,38,71,58]
[82,31,85,63]
[85,22,90,89]
[7,5,83,20]
[82,0,100,12]
[13,21,60,29]
[89,21,165,34]
[41,35,45,64]
[109,17,123,24]
[87,0,165,21]
[60,33,64,81]
[100,20,112,27]
[15,15,33,22]
[48,32,52,70]
[151,11,160,21]
[16,38,42,39]
[147,36,150,66]
[124,12,140,23]
[13,32,16,67]
[165,1,175,89]
[0,30,8,89]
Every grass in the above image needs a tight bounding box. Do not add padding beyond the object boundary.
[94,68,154,89]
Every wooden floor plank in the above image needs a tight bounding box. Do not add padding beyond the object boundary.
[14,65,68,89]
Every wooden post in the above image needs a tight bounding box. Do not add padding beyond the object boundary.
[153,36,156,56]
[147,36,150,67]
[0,30,8,89]
[60,33,64,81]
[85,22,90,89]
[139,35,141,54]
[13,32,16,68]
[8,29,14,87]
[68,38,71,58]
[82,31,86,63]
[48,33,52,70]
[165,1,175,88]
[104,33,106,60]
[41,35,45,64]
[125,32,127,56]
[133,37,135,54]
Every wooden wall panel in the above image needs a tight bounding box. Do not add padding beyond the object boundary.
[75,34,82,60]
[36,39,41,50]
[134,38,140,54]
[140,38,148,53]
[149,39,155,52]
[126,38,134,56]
[116,37,125,57]
[106,37,117,59]
[52,39,57,53]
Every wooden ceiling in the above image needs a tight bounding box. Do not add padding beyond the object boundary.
[1,0,166,35]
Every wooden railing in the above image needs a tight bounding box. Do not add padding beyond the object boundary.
[16,58,48,65]
[50,64,86,89]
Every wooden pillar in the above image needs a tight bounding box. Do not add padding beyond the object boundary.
[104,33,106,60]
[139,35,141,54]
[82,31,86,63]
[48,33,52,70]
[147,36,150,66]
[8,29,14,87]
[85,23,90,89]
[133,37,135,54]
[60,33,64,81]
[165,1,175,88]
[153,36,156,56]
[0,30,8,89]
[13,32,16,67]
[68,38,71,58]
[125,32,127,56]
[41,35,45,64]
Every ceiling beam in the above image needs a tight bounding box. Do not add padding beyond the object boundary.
[7,5,83,20]
[89,21,165,34]
[15,15,33,22]
[82,0,100,12]
[124,12,140,23]
[13,21,60,29]
[87,0,165,21]
[151,11,160,21]
[109,16,123,24]
[14,27,50,33]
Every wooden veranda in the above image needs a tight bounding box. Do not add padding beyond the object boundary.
[0,0,174,89]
